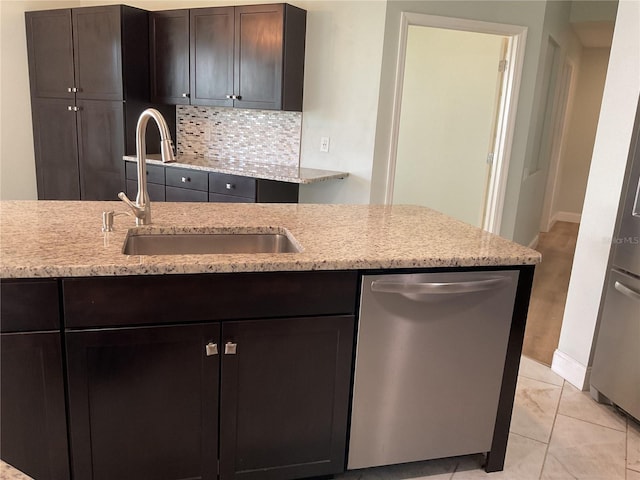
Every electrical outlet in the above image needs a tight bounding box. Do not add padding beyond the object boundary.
[320,137,330,153]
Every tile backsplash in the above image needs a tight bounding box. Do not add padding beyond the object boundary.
[176,106,302,167]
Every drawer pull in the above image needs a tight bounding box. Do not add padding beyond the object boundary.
[226,183,234,190]
[224,342,237,355]
[205,342,218,356]
[181,177,190,183]
[182,93,190,98]
[614,281,640,301]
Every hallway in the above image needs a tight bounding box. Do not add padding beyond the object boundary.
[522,221,580,366]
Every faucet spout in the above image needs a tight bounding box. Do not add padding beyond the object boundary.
[118,108,175,226]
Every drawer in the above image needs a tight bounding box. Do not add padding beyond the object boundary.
[125,161,165,184]
[209,172,256,198]
[127,180,165,202]
[166,185,208,202]
[166,167,208,191]
[209,192,254,203]
[0,279,60,332]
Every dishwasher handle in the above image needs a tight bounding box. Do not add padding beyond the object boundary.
[370,277,511,296]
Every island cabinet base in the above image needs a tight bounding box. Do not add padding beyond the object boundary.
[63,271,358,480]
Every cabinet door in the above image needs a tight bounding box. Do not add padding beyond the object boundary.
[31,97,81,200]
[1,332,70,480]
[220,315,355,480]
[72,6,123,101]
[76,99,125,200]
[25,9,75,99]
[150,10,190,104]
[234,4,284,111]
[66,323,220,480]
[190,7,234,107]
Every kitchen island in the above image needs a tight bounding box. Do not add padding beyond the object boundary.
[0,201,540,480]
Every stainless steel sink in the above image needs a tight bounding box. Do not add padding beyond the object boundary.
[122,228,302,255]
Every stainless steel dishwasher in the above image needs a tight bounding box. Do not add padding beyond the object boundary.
[348,270,519,470]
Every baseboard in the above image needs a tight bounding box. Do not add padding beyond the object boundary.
[528,235,539,249]
[551,349,592,390]
[553,211,581,224]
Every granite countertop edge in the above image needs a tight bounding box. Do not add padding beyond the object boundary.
[123,155,349,184]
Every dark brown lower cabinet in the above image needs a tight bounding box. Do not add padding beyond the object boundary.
[66,323,220,480]
[65,315,354,480]
[220,316,354,480]
[0,332,70,480]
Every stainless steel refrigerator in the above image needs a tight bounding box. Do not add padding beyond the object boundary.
[590,99,640,421]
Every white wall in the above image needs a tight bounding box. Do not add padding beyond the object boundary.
[1,0,386,204]
[556,47,610,217]
[553,0,640,389]
[392,26,503,227]
[0,0,80,200]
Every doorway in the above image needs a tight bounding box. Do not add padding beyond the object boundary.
[384,13,527,234]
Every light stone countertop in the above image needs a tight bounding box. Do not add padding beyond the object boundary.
[123,154,348,184]
[0,201,540,279]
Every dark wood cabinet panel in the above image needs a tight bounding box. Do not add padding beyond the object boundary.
[1,332,69,480]
[63,271,358,328]
[220,315,354,480]
[0,279,60,333]
[25,10,75,99]
[66,323,220,480]
[256,179,299,203]
[209,192,253,203]
[166,185,209,202]
[76,99,125,200]
[72,6,123,101]
[165,166,209,191]
[234,4,284,111]
[190,7,234,107]
[234,4,306,111]
[30,97,81,200]
[150,10,190,104]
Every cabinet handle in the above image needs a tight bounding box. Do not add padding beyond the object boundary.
[614,281,640,301]
[181,176,190,183]
[235,95,242,100]
[67,106,80,112]
[205,342,219,356]
[182,93,190,98]
[224,342,237,355]
[67,87,78,93]
[225,183,234,190]
[226,94,233,99]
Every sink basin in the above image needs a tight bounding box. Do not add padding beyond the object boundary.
[122,227,302,255]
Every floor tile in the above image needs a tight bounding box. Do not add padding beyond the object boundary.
[629,420,640,472]
[540,414,626,479]
[518,355,564,386]
[628,468,640,480]
[509,375,562,443]
[450,433,546,480]
[557,382,627,432]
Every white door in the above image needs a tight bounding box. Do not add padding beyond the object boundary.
[392,26,506,228]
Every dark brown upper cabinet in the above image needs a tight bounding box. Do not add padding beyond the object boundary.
[150,4,306,111]
[25,5,173,201]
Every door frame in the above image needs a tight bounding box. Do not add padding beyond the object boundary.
[383,12,528,234]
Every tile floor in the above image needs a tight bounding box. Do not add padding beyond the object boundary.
[1,356,638,480]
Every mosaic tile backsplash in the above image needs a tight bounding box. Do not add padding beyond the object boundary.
[176,106,302,167]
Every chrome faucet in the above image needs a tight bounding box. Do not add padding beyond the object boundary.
[118,108,175,225]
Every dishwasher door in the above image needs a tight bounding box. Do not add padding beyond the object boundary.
[348,270,519,470]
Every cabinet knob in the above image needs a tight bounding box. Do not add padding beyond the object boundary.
[226,94,233,99]
[68,87,79,93]
[235,95,242,100]
[181,176,190,183]
[224,342,237,355]
[182,93,190,98]
[205,342,219,356]
[225,183,234,190]
[67,105,80,112]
